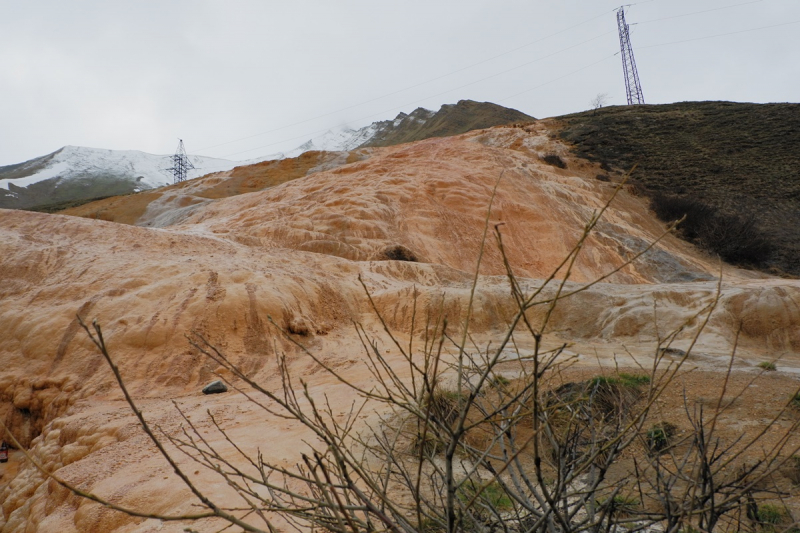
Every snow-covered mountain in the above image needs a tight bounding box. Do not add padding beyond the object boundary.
[0,146,239,192]
[275,107,436,159]
[0,108,437,209]
[279,99,533,155]
[1,100,533,211]
[279,123,382,159]
[0,146,253,210]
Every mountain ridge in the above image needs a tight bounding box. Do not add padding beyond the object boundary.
[1,100,533,211]
[2,106,800,533]
[0,146,242,210]
[363,100,534,147]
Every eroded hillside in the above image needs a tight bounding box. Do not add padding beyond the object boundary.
[1,123,799,532]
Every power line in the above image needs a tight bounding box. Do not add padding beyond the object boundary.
[225,52,620,159]
[617,6,645,105]
[191,8,618,156]
[164,139,195,184]
[218,31,616,159]
[634,0,763,25]
[198,3,723,158]
[499,54,618,103]
[201,2,792,160]
[502,13,795,104]
[638,18,800,49]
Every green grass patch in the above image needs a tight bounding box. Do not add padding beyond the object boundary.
[25,195,118,213]
[791,391,800,409]
[757,503,785,524]
[597,494,639,516]
[647,422,678,453]
[758,361,777,371]
[422,387,466,429]
[489,375,510,389]
[589,373,650,389]
[458,480,514,512]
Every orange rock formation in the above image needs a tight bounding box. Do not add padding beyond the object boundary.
[1,123,798,532]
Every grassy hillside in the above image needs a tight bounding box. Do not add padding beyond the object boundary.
[0,174,143,210]
[0,152,57,181]
[556,101,800,276]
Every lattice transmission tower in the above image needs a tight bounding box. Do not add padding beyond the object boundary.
[165,139,195,184]
[617,6,645,105]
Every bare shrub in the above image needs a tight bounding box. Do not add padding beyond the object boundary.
[646,421,678,454]
[649,192,774,266]
[784,455,800,485]
[383,245,418,262]
[590,93,610,113]
[6,172,799,533]
[540,154,567,169]
[625,178,649,197]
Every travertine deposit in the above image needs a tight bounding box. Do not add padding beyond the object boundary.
[1,123,798,532]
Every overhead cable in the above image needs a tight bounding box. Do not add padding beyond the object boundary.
[219,33,616,158]
[638,18,800,49]
[191,8,617,155]
[634,0,763,25]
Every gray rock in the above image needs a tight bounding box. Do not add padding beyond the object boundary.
[202,380,228,394]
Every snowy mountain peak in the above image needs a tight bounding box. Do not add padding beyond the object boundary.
[1,100,533,210]
[277,106,438,159]
[0,146,241,192]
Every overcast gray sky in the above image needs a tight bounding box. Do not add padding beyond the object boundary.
[1,0,798,166]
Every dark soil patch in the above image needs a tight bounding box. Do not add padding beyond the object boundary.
[382,245,418,262]
[25,195,118,213]
[540,154,567,169]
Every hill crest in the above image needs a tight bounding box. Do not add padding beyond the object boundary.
[0,100,533,212]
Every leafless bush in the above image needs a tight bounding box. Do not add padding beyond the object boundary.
[649,193,774,266]
[541,154,567,169]
[590,93,610,113]
[6,172,800,533]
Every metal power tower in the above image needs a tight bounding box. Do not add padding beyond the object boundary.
[165,139,195,184]
[617,6,645,105]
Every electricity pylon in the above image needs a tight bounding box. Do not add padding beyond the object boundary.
[165,139,195,184]
[617,6,645,105]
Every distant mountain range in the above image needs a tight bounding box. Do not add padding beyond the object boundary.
[0,146,241,210]
[0,100,534,211]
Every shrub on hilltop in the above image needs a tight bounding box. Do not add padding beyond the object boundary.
[649,192,773,266]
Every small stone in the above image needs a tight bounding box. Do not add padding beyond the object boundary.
[202,380,227,395]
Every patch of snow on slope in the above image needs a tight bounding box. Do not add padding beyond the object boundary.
[0,146,241,190]
[268,106,437,160]
[1,159,73,189]
[280,123,381,159]
[0,105,435,192]
[393,113,409,127]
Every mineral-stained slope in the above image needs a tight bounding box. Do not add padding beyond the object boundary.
[1,124,799,532]
[58,148,375,227]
